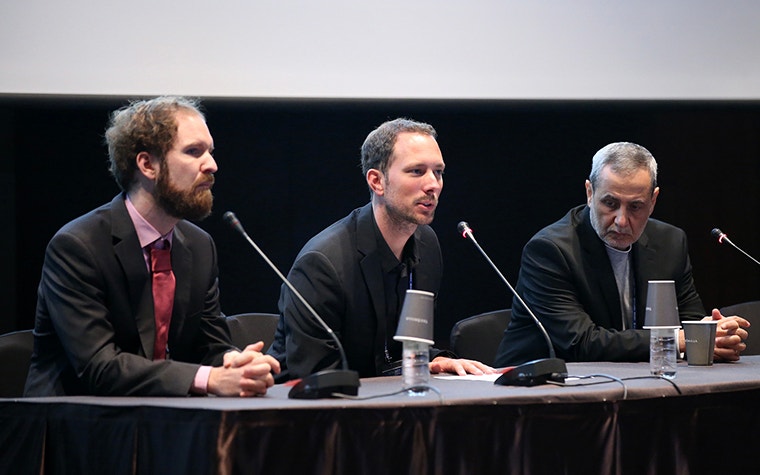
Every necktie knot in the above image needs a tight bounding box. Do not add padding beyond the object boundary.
[150,240,172,273]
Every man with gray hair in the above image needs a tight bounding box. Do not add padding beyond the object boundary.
[268,118,495,380]
[494,142,749,366]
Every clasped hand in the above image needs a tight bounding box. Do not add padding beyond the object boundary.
[208,341,281,397]
[707,308,751,362]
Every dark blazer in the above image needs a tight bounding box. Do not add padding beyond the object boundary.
[24,194,233,396]
[495,205,705,366]
[267,203,443,379]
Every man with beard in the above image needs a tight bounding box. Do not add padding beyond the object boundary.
[494,142,750,366]
[24,96,280,397]
[267,118,495,380]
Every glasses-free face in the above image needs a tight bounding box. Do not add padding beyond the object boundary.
[585,165,659,250]
[377,132,445,228]
[154,110,217,221]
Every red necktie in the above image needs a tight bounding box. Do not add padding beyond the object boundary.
[150,240,175,360]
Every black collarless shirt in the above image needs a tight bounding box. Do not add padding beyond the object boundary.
[375,227,420,365]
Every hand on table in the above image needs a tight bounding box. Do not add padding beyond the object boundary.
[429,356,497,376]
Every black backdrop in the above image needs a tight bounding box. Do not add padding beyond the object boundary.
[3,96,760,347]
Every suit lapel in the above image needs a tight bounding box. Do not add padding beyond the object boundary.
[169,224,192,346]
[110,195,154,359]
[578,207,624,330]
[410,227,433,292]
[355,205,387,356]
[633,229,657,328]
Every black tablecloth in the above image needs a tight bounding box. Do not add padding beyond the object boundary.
[3,358,760,474]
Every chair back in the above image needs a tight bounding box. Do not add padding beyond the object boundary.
[449,309,511,366]
[0,329,34,398]
[719,300,760,355]
[226,313,280,353]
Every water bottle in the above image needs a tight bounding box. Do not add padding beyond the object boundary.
[650,327,678,379]
[402,341,430,394]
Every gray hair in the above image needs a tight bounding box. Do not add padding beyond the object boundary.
[589,142,658,193]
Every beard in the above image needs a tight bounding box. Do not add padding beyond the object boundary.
[384,190,437,231]
[154,167,214,221]
[386,200,435,228]
[589,207,634,250]
[381,177,438,230]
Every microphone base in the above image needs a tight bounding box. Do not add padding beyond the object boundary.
[495,358,568,387]
[288,369,361,399]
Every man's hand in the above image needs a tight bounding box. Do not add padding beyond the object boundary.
[223,341,269,368]
[207,341,281,397]
[429,357,497,376]
[707,308,751,362]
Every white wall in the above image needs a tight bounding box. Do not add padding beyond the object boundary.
[2,0,759,99]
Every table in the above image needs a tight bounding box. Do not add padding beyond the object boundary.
[3,357,760,475]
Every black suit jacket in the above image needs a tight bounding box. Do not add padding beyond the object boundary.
[24,194,234,396]
[267,203,443,379]
[495,205,705,366]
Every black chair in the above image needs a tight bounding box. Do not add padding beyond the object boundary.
[719,300,760,356]
[225,313,280,353]
[0,329,34,398]
[449,309,511,366]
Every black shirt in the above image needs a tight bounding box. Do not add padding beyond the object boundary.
[375,226,420,367]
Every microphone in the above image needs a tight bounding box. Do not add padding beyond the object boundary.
[457,221,567,386]
[223,211,360,399]
[711,228,760,266]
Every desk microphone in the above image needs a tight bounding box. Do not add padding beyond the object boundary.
[223,211,360,399]
[457,221,567,386]
[711,228,760,267]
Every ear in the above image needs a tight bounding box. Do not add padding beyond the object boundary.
[136,151,159,180]
[585,179,593,205]
[649,186,660,216]
[367,169,384,196]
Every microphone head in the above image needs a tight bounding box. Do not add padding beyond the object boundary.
[223,211,245,234]
[457,221,471,237]
[711,228,726,243]
[223,211,237,225]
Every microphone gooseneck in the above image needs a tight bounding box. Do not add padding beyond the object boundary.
[457,221,557,359]
[457,221,567,386]
[223,211,359,398]
[711,227,760,266]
